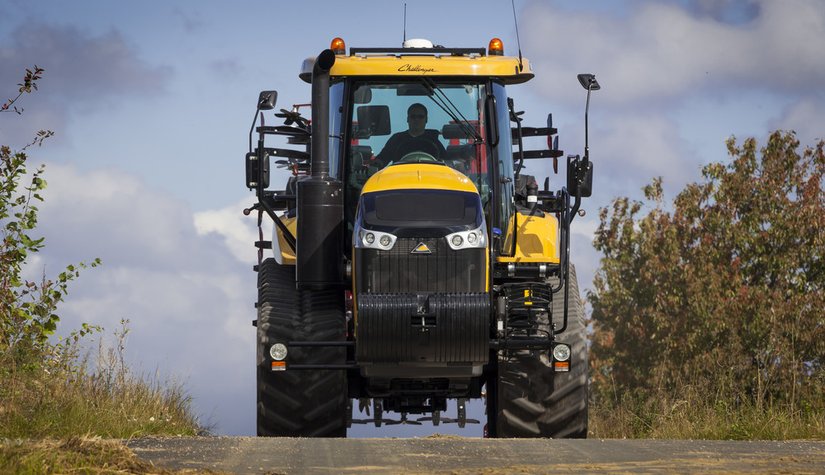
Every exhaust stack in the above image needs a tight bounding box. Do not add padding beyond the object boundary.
[296,49,343,289]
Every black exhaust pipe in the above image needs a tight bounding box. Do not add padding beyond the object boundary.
[310,49,336,177]
[296,49,344,289]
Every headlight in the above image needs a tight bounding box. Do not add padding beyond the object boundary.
[269,343,288,361]
[552,343,571,362]
[354,225,397,250]
[446,225,487,250]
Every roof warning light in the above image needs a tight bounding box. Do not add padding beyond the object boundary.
[488,38,504,56]
[330,37,346,55]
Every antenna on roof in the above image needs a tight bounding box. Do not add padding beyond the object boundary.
[403,3,407,45]
[511,0,523,71]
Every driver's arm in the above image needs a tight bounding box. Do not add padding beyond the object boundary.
[375,133,400,165]
[434,137,446,158]
[427,130,447,158]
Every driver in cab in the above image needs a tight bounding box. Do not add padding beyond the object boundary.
[376,103,446,165]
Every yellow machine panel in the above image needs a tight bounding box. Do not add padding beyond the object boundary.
[497,211,560,264]
[328,54,534,84]
[273,215,297,265]
[361,163,480,194]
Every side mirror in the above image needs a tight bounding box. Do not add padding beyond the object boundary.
[485,95,499,147]
[356,105,391,136]
[353,86,372,104]
[577,74,600,91]
[257,90,278,111]
[245,151,270,189]
[567,155,593,198]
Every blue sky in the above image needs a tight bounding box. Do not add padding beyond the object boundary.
[2,0,822,436]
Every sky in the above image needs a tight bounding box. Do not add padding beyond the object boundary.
[1,0,823,437]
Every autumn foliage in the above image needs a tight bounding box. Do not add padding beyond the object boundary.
[589,131,825,436]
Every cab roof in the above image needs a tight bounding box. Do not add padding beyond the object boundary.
[300,46,534,85]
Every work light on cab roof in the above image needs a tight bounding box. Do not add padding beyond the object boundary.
[488,37,504,55]
[330,37,346,55]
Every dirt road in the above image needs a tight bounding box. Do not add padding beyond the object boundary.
[128,436,825,474]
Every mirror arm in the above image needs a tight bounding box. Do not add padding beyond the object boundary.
[569,190,582,225]
[583,85,592,167]
[256,112,266,198]
[249,108,261,156]
[509,97,525,179]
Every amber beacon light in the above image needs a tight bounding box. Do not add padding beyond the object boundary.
[488,37,504,55]
[330,37,346,55]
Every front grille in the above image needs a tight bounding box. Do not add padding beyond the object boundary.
[356,292,490,364]
[355,237,485,294]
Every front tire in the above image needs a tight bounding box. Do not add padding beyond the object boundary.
[489,264,589,438]
[256,258,348,437]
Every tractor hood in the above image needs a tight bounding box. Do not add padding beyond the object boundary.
[361,163,479,195]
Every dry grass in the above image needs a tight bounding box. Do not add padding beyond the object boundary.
[0,437,162,474]
[0,321,202,440]
[0,437,225,474]
[589,385,825,440]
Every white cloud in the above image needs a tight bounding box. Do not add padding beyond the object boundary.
[596,112,694,193]
[772,95,825,145]
[194,197,258,264]
[523,0,825,106]
[34,163,258,435]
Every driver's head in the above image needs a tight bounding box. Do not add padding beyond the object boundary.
[406,103,428,136]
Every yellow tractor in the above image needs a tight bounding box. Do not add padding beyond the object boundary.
[244,37,599,437]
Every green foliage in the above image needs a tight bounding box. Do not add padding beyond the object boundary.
[1,66,96,378]
[1,65,44,115]
[1,67,202,439]
[589,131,825,434]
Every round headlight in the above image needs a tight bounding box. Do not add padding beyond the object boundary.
[269,343,288,361]
[552,344,571,362]
[467,232,478,244]
[364,232,375,244]
[379,235,391,247]
[451,235,463,247]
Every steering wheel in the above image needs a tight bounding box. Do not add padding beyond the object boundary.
[397,151,440,164]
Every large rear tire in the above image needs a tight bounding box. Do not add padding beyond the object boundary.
[490,264,589,438]
[256,258,348,437]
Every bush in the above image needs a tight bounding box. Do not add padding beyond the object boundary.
[1,67,201,439]
[589,131,825,438]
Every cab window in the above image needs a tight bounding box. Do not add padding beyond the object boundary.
[346,81,490,202]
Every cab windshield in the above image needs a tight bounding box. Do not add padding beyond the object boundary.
[346,81,491,204]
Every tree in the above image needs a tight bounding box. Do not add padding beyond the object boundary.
[589,131,825,412]
[1,67,98,373]
[1,68,199,440]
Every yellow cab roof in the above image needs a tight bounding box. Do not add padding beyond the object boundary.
[301,47,534,85]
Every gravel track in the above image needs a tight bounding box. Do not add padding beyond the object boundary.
[128,436,825,474]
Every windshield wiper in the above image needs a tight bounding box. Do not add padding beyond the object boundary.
[420,78,484,144]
